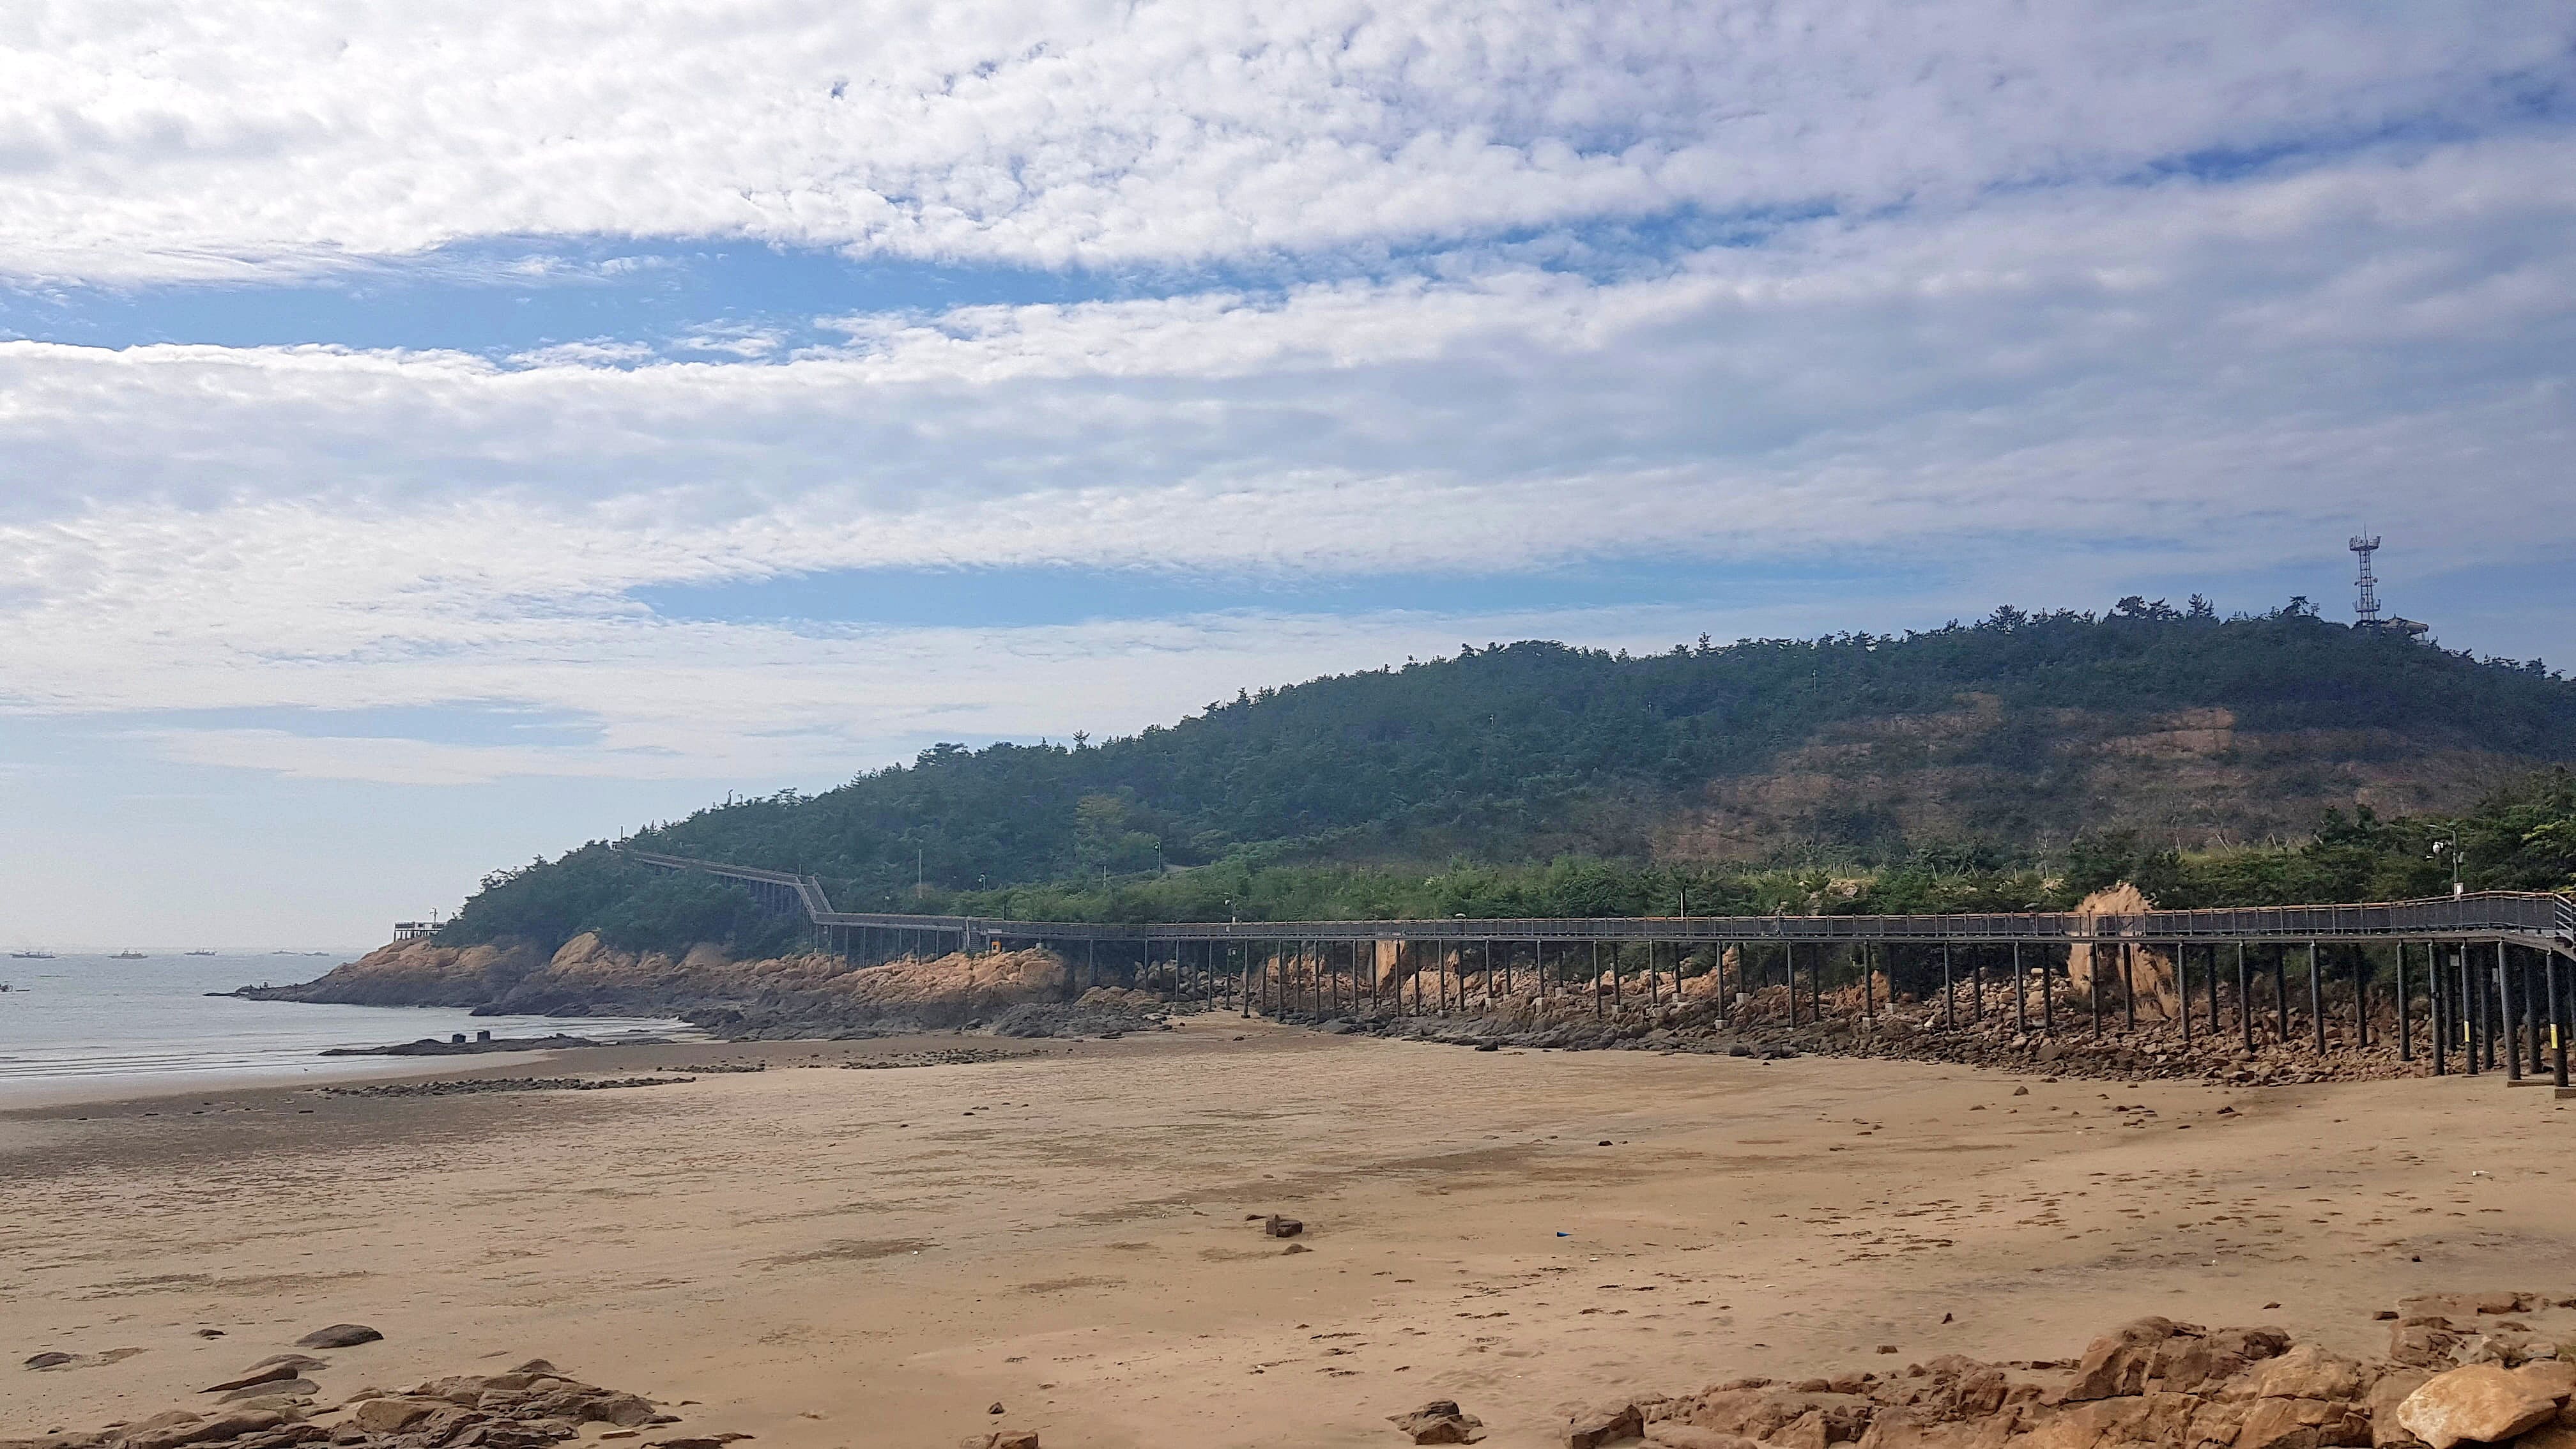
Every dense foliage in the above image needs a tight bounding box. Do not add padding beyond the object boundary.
[436,602,2576,952]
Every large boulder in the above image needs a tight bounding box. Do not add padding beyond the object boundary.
[2395,1366,2559,1449]
[1386,1399,1487,1444]
[2061,1318,2187,1402]
[2161,1327,2295,1393]
[1567,1401,1645,1448]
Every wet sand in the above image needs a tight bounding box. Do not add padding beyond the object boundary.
[3,1018,2569,1447]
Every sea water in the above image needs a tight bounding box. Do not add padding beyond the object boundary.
[0,951,686,1101]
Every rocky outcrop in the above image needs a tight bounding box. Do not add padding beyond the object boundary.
[1597,1294,2576,1449]
[232,940,553,1009]
[4,1358,684,1449]
[2066,884,2181,1022]
[234,935,1073,1037]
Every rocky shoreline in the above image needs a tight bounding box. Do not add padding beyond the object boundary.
[1407,1291,2576,1447]
[225,935,1162,1041]
[1303,974,2432,1085]
[237,932,2450,1085]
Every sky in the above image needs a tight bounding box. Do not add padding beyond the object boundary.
[2,3,2573,947]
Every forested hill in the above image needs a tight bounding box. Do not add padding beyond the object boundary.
[443,601,2576,951]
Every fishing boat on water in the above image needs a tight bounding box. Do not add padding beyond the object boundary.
[187,949,218,956]
[9,949,52,960]
[110,949,148,960]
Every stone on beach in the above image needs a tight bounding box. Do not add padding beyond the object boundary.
[1388,1399,1486,1443]
[2059,1317,2184,1401]
[1567,1401,1645,1448]
[203,1364,307,1394]
[293,1326,383,1350]
[218,1381,318,1404]
[2394,1365,2560,1449]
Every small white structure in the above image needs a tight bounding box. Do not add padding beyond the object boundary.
[392,920,438,940]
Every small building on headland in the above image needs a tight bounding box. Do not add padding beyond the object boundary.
[392,920,438,940]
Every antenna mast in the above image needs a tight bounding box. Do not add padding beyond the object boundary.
[2348,535,2381,625]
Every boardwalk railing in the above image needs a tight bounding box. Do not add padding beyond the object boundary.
[622,848,2573,953]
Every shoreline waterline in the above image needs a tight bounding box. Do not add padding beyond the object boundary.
[0,951,693,1108]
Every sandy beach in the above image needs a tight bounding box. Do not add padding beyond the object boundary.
[4,1019,2569,1448]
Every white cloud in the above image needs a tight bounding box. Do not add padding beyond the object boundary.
[0,132,2567,785]
[1,3,2567,282]
[4,4,2566,946]
[507,338,659,367]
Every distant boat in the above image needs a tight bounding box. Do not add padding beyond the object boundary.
[110,949,148,960]
[9,950,52,960]
[186,949,218,956]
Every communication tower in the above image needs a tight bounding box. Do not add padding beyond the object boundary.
[2349,535,2381,625]
[2347,535,2428,637]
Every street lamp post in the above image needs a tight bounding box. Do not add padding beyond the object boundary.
[2432,832,2463,897]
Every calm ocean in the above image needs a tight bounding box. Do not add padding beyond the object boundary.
[0,951,684,1102]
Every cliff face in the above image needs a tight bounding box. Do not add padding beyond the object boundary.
[241,935,1069,1032]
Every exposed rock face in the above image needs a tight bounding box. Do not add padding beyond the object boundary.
[231,940,552,1009]
[237,935,1071,1036]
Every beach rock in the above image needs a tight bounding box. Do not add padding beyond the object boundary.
[577,1393,659,1427]
[24,1351,75,1370]
[1388,1399,1487,1443]
[1265,1215,1305,1239]
[248,1355,331,1374]
[2513,1362,2576,1402]
[204,1365,305,1394]
[295,1326,383,1350]
[1637,1428,1759,1449]
[2400,1296,2538,1321]
[125,1410,287,1449]
[2397,1366,2560,1449]
[2161,1326,2294,1392]
[219,1381,316,1404]
[959,1434,1039,1449]
[2061,1317,2184,1401]
[2223,1344,2370,1404]
[2230,1392,2372,1449]
[2394,1321,2471,1370]
[352,1400,438,1434]
[1567,1401,1645,1448]
[2369,1369,2433,1448]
